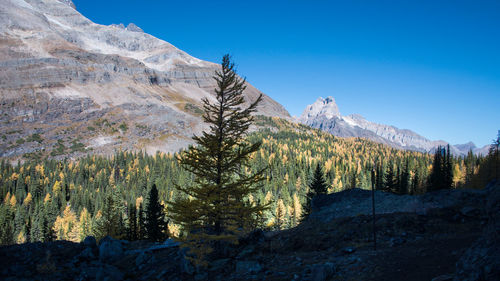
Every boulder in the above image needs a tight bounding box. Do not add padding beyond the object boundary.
[83,236,97,249]
[99,236,124,263]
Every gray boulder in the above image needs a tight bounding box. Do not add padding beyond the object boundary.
[99,236,124,263]
[83,236,97,249]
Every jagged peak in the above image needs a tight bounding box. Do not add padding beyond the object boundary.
[110,23,144,33]
[126,23,143,33]
[299,96,341,122]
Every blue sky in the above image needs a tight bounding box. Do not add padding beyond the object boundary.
[73,0,499,147]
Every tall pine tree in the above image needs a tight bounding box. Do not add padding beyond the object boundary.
[384,163,396,192]
[169,54,267,264]
[145,184,167,242]
[429,145,453,191]
[302,163,328,221]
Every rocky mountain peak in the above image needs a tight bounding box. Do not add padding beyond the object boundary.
[126,23,143,33]
[298,96,487,156]
[454,142,478,153]
[110,23,144,33]
[299,96,340,122]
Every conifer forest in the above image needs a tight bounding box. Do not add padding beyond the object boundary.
[1,117,497,246]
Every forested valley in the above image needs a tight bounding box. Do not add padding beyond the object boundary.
[1,116,496,246]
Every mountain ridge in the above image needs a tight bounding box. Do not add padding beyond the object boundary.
[298,96,489,156]
[0,0,289,159]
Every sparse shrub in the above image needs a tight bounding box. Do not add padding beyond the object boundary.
[119,122,128,132]
[27,133,43,143]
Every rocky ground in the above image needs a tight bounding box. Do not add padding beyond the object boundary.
[1,181,499,281]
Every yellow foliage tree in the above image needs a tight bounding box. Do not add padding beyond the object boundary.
[3,192,10,205]
[292,193,302,227]
[78,207,92,241]
[9,194,16,208]
[52,181,62,194]
[275,198,286,230]
[23,192,32,206]
[53,205,80,242]
[17,230,26,244]
[44,193,51,204]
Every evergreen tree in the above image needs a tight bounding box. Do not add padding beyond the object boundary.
[311,163,328,194]
[42,215,55,242]
[350,172,357,189]
[169,54,267,264]
[411,171,420,194]
[429,145,453,191]
[145,184,167,242]
[399,161,410,194]
[127,204,138,241]
[489,130,500,180]
[0,205,14,245]
[138,203,145,240]
[444,144,453,189]
[93,192,122,240]
[302,163,328,221]
[375,162,384,190]
[384,163,396,192]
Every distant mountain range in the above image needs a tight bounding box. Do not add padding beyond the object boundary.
[297,97,489,156]
[0,0,289,158]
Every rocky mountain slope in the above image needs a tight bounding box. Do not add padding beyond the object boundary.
[298,97,489,156]
[0,0,290,159]
[1,181,498,281]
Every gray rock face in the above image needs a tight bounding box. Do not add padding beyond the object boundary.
[298,96,488,156]
[0,0,290,158]
[298,96,340,122]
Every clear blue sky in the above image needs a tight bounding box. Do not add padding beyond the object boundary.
[73,0,499,147]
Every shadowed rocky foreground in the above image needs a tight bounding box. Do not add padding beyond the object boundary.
[1,181,499,281]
